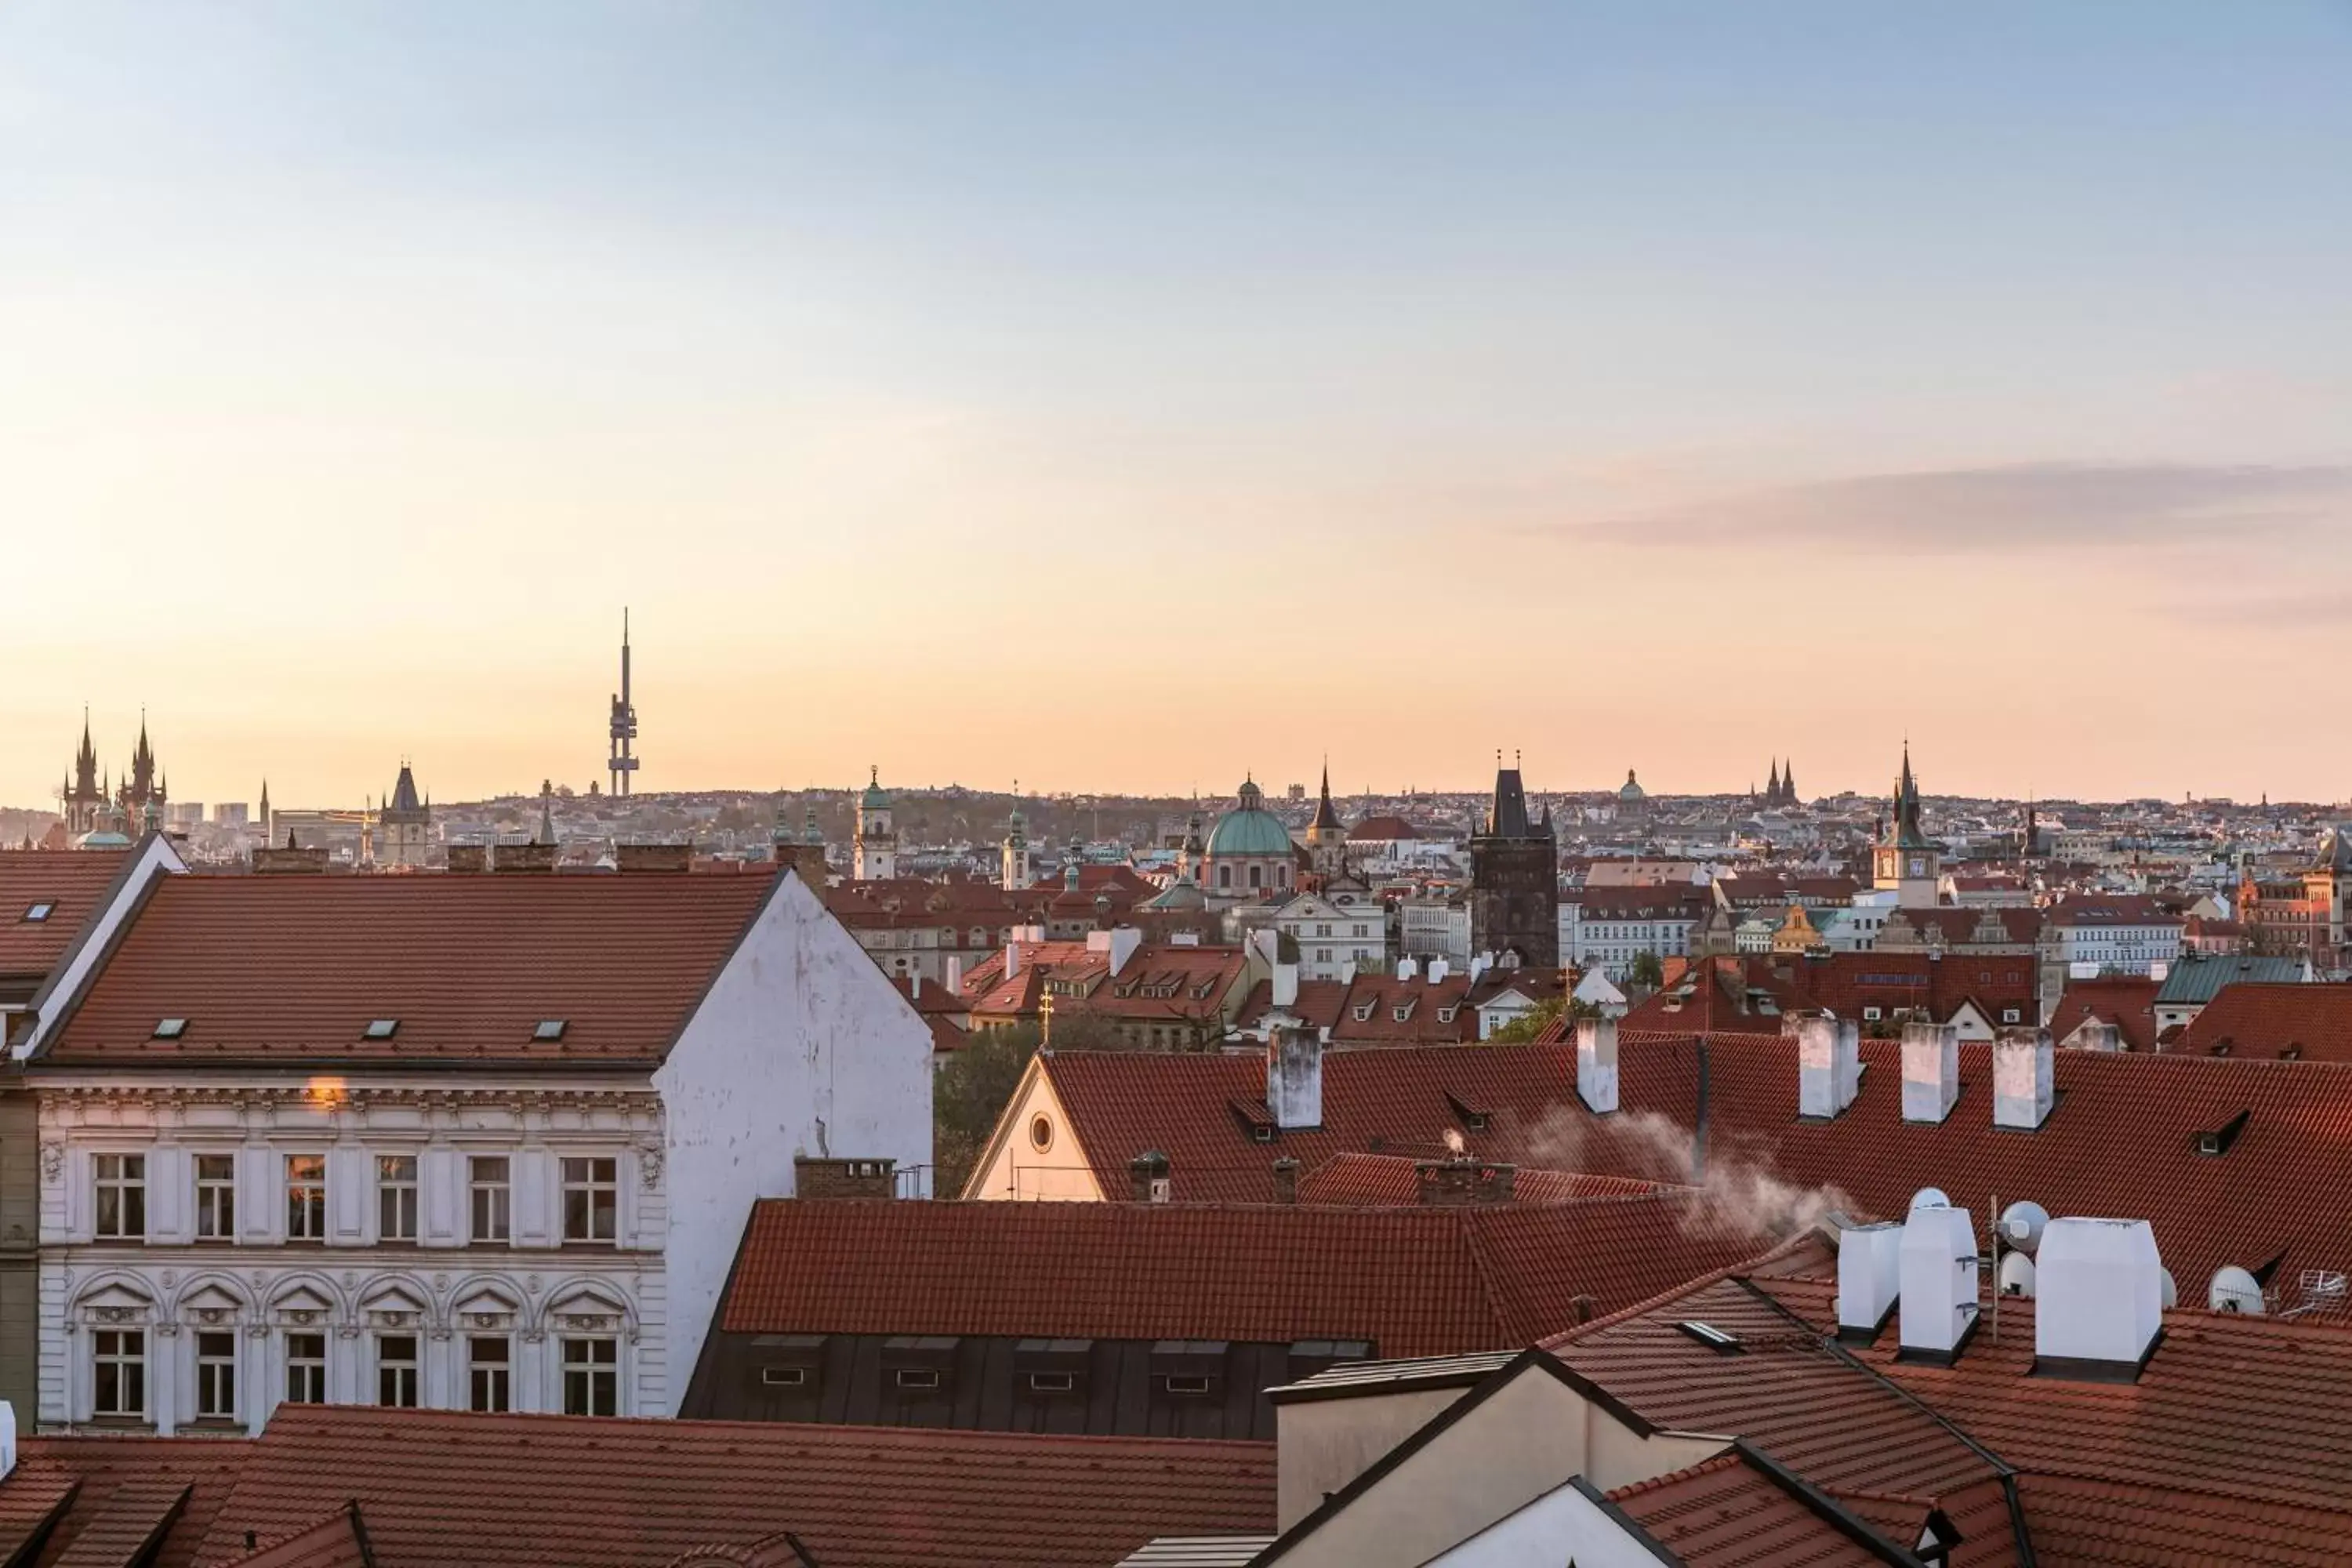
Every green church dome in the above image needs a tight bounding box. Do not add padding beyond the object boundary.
[1206,779,1294,858]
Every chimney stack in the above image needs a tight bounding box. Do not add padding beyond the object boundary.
[1796,1015,1860,1120]
[1129,1151,1171,1203]
[1898,1200,1980,1362]
[2035,1217,2163,1377]
[1271,1156,1300,1205]
[1396,956,1420,982]
[1900,1021,1959,1123]
[1836,1221,1903,1340]
[615,842,691,873]
[1272,958,1300,1010]
[1415,1159,1516,1207]
[793,1156,896,1200]
[1577,1018,1619,1115]
[1993,1027,2055,1131]
[1266,1028,1324,1131]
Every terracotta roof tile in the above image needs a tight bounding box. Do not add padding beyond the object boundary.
[0,848,128,983]
[1037,1038,1704,1204]
[2178,982,2352,1061]
[9,1438,255,1568]
[191,1406,1273,1568]
[1606,1451,1887,1566]
[2049,976,2161,1051]
[717,1192,1769,1356]
[209,1505,371,1568]
[1290,1152,1654,1207]
[38,873,777,1065]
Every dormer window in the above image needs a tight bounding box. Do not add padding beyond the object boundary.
[362,1019,400,1040]
[533,1019,568,1041]
[152,1018,188,1040]
[1353,1004,1374,1022]
[21,902,53,923]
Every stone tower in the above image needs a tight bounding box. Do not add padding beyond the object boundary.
[1469,753,1559,968]
[854,768,897,882]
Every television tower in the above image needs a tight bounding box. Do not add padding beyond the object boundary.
[608,609,640,797]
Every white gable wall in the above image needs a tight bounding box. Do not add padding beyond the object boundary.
[656,871,935,1391]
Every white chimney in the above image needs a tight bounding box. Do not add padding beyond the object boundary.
[1396,956,1420,982]
[1898,1201,1980,1360]
[1266,1028,1323,1131]
[2035,1217,2162,1374]
[1797,1016,1860,1120]
[1428,957,1450,984]
[1004,942,1022,981]
[1993,1027,2054,1131]
[910,971,921,999]
[1900,1022,1959,1124]
[1272,960,1300,1009]
[946,956,963,993]
[1836,1221,1903,1338]
[1577,1018,1618,1115]
[1107,925,1142,978]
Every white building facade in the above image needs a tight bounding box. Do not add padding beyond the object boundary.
[15,855,933,1435]
[1275,892,1386,983]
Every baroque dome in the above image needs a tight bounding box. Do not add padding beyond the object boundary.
[1206,778,1294,858]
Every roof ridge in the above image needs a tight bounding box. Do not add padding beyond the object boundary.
[1601,1450,1744,1500]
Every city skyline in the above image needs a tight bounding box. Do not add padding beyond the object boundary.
[5,5,2351,804]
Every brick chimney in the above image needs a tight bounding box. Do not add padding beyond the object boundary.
[445,844,488,873]
[1271,1156,1300,1205]
[1414,1158,1516,1206]
[495,841,556,874]
[793,1156,896,1200]
[615,842,693,873]
[251,843,329,874]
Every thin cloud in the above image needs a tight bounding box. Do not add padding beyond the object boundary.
[1569,462,2352,555]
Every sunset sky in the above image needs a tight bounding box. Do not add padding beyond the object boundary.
[5,5,2350,809]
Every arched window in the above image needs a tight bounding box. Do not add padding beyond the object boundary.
[1249,866,1263,890]
[1218,865,1232,889]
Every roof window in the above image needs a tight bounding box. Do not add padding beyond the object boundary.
[533,1019,568,1041]
[2197,1109,2251,1157]
[21,902,54,923]
[1673,1320,1743,1354]
[152,1018,188,1040]
[362,1019,400,1040]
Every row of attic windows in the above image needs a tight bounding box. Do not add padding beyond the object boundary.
[149,1018,570,1043]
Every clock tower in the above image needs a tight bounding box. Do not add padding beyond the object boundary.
[1873,746,1942,909]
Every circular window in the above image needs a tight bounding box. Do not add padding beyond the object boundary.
[1029,1115,1054,1152]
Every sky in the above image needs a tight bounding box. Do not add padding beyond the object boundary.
[4,3,2350,810]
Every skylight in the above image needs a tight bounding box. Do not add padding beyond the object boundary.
[153,1018,188,1040]
[363,1019,400,1040]
[22,902,53,923]
[1673,1320,1743,1353]
[532,1019,568,1041]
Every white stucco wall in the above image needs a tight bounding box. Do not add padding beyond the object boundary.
[1418,1479,1678,1568]
[655,870,935,1392]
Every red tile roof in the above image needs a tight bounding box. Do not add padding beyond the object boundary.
[0,848,129,984]
[1759,1275,2352,1563]
[1621,952,2037,1033]
[1036,1039,1705,1203]
[187,1406,1273,1568]
[9,1437,255,1568]
[2177,982,2352,1062]
[1606,1451,1886,1566]
[717,1192,1773,1356]
[2048,976,2161,1051]
[1043,1030,2352,1317]
[210,1505,370,1568]
[35,873,779,1065]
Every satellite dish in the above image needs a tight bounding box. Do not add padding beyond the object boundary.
[1909,1187,1951,1214]
[2160,1269,2179,1311]
[1998,1200,2049,1255]
[1997,1252,2037,1298]
[2209,1265,2264,1315]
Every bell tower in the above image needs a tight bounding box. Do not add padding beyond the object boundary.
[854,767,897,881]
[1872,745,1942,909]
